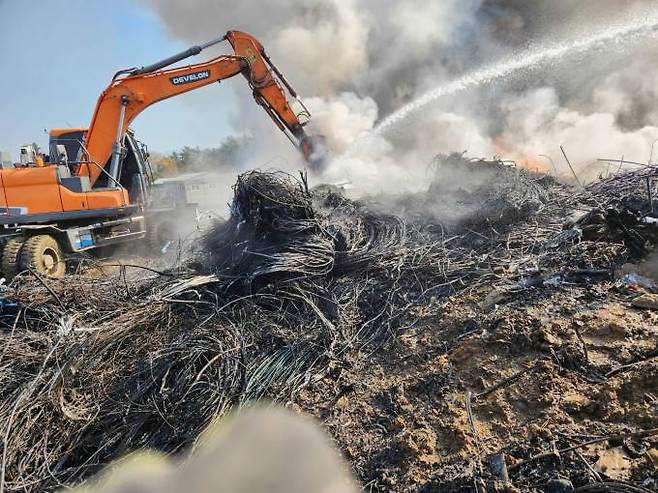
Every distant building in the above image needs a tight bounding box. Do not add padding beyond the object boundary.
[153,171,234,217]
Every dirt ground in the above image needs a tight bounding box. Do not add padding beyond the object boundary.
[298,276,658,491]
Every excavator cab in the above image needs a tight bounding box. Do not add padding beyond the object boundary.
[48,129,86,168]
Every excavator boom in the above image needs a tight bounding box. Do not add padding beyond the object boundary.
[81,30,318,186]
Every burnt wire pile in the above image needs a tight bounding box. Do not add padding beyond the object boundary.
[203,170,409,287]
[571,167,658,259]
[372,153,555,235]
[0,161,656,491]
[0,171,450,492]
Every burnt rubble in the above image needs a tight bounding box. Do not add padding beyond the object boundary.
[0,157,656,492]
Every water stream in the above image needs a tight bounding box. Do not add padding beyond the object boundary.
[348,14,658,151]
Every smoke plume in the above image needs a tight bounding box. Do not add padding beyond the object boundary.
[147,0,658,195]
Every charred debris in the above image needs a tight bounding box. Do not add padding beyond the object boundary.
[0,154,657,492]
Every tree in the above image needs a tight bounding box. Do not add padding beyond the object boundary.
[160,136,252,173]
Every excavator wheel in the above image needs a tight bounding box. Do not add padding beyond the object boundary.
[2,237,26,280]
[148,220,176,254]
[20,235,66,278]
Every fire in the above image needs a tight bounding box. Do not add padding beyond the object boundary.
[493,136,551,173]
[514,156,551,173]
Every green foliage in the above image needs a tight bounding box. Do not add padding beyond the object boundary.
[168,136,252,172]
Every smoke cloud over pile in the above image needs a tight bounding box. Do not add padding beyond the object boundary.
[147,0,658,194]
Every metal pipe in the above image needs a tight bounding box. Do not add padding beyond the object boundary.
[134,46,202,75]
[133,35,226,75]
[261,50,312,124]
[294,97,312,123]
[199,35,227,50]
[261,50,298,98]
[109,96,128,185]
[649,138,658,166]
[597,158,652,169]
[560,145,584,189]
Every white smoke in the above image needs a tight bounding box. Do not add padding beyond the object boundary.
[273,0,369,95]
[306,93,378,152]
[496,87,658,180]
[147,0,658,195]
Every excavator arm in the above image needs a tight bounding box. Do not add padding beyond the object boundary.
[80,31,320,186]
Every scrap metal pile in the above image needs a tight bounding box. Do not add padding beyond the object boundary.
[0,156,657,492]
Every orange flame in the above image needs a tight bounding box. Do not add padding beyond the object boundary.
[492,136,550,173]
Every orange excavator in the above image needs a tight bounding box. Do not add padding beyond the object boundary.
[0,31,322,278]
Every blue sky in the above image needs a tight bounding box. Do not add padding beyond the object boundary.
[0,0,238,160]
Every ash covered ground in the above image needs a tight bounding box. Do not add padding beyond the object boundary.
[0,156,657,492]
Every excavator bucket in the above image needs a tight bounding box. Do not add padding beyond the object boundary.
[300,135,328,171]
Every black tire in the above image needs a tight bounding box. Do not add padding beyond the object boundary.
[2,237,26,280]
[147,220,176,254]
[20,235,66,278]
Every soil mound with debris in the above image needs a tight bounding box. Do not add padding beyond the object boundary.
[0,157,657,492]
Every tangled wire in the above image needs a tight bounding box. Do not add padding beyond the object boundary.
[370,153,555,234]
[203,170,407,290]
[0,160,656,492]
